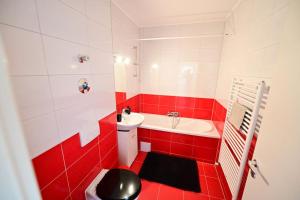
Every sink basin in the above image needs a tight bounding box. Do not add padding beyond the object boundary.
[117,112,144,131]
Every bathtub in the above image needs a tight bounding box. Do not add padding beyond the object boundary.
[139,113,220,139]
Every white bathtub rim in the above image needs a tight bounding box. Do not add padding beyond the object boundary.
[139,113,220,139]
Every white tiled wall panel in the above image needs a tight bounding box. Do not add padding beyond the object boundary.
[61,0,86,14]
[139,22,224,98]
[87,20,112,50]
[43,36,90,75]
[0,0,40,31]
[86,0,111,27]
[215,0,290,107]
[0,25,47,75]
[140,21,225,39]
[23,113,60,158]
[49,75,90,110]
[36,0,88,44]
[10,76,54,120]
[0,0,116,158]
[89,48,114,74]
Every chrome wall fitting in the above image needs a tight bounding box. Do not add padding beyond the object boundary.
[78,78,90,94]
[78,55,90,63]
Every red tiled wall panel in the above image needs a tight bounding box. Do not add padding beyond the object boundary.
[116,94,140,113]
[32,112,119,200]
[212,100,227,135]
[115,92,126,106]
[139,94,214,120]
[138,128,220,164]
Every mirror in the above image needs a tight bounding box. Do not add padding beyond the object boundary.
[114,56,128,110]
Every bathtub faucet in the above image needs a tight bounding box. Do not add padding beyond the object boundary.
[167,112,180,117]
[167,112,180,129]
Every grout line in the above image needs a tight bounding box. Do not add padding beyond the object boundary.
[69,162,101,195]
[156,184,161,200]
[101,144,118,162]
[40,170,66,191]
[65,142,99,171]
[59,144,72,199]
[0,22,112,53]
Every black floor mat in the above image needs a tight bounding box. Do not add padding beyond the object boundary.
[138,152,201,192]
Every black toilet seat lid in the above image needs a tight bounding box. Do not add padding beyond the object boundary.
[96,169,142,200]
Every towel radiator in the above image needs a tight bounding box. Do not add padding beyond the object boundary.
[218,78,268,200]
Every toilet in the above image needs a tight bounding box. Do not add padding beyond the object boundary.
[85,168,142,200]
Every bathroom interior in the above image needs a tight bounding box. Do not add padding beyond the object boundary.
[0,0,300,200]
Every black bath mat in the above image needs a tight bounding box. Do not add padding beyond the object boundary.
[138,152,200,192]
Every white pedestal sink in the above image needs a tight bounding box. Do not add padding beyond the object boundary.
[117,112,145,131]
[117,112,144,167]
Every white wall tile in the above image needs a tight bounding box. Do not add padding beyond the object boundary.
[89,47,114,74]
[140,22,223,98]
[49,75,90,110]
[61,0,86,14]
[43,36,90,75]
[87,20,112,50]
[0,25,47,75]
[90,74,116,119]
[36,0,88,44]
[86,0,111,27]
[0,0,40,32]
[23,113,60,158]
[11,76,54,120]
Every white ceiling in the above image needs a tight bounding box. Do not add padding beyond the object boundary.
[112,0,239,27]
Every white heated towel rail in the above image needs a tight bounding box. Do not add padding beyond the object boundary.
[218,78,268,200]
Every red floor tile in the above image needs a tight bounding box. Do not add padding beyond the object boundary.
[202,163,218,178]
[139,180,160,200]
[209,197,224,200]
[158,184,184,200]
[199,176,209,195]
[135,151,147,163]
[206,177,224,199]
[184,191,210,200]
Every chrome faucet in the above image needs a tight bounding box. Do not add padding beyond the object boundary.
[167,112,180,117]
[167,112,180,129]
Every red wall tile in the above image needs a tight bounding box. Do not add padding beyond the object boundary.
[193,146,218,164]
[140,93,215,120]
[67,146,100,191]
[99,131,117,159]
[101,145,119,169]
[171,133,194,144]
[150,130,172,141]
[61,134,98,168]
[159,95,176,107]
[151,139,170,153]
[138,128,220,164]
[115,92,126,106]
[138,128,150,138]
[170,143,193,158]
[193,136,219,149]
[193,109,212,120]
[40,172,69,200]
[175,96,196,107]
[32,145,65,189]
[142,94,159,104]
[212,100,227,136]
